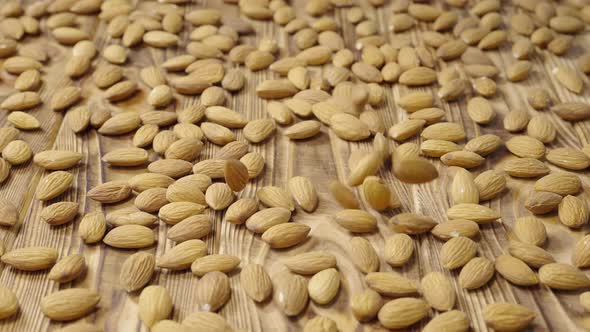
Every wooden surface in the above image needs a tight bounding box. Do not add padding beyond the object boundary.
[1,0,590,331]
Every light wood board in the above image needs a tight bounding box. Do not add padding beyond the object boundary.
[1,0,590,331]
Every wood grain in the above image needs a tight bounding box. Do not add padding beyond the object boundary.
[1,0,590,331]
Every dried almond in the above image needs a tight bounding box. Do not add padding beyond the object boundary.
[120,252,155,292]
[539,263,590,290]
[273,272,308,316]
[378,298,429,329]
[558,195,589,228]
[284,251,337,275]
[334,209,377,233]
[447,203,499,223]
[508,241,555,268]
[0,287,18,319]
[103,225,155,249]
[36,171,73,201]
[78,212,106,244]
[41,289,100,321]
[441,236,478,269]
[535,172,581,196]
[288,176,318,212]
[41,201,78,225]
[1,247,57,271]
[308,268,340,304]
[421,272,455,311]
[495,254,539,286]
[158,239,207,271]
[366,272,418,297]
[423,310,470,332]
[262,222,310,248]
[390,213,437,234]
[483,303,535,332]
[546,148,590,170]
[459,257,495,290]
[48,254,86,283]
[138,286,172,327]
[88,181,132,204]
[349,237,379,273]
[431,219,479,241]
[451,168,479,204]
[240,264,272,302]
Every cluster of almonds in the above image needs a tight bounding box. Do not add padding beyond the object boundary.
[0,0,589,330]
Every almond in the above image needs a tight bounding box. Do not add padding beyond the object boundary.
[504,110,530,132]
[7,112,40,131]
[535,172,581,195]
[0,287,18,319]
[559,195,589,228]
[483,303,536,332]
[539,263,590,290]
[284,251,337,275]
[40,201,78,225]
[3,140,33,166]
[459,257,495,290]
[551,102,590,121]
[103,225,155,249]
[474,170,506,201]
[36,171,73,201]
[102,147,148,167]
[350,289,382,322]
[546,148,590,170]
[108,207,157,227]
[397,91,433,112]
[399,66,437,86]
[0,199,17,227]
[48,254,86,283]
[307,268,340,305]
[390,212,437,234]
[421,140,461,158]
[87,180,132,203]
[451,168,479,204]
[98,112,140,135]
[495,254,538,286]
[366,272,418,297]
[41,289,100,321]
[273,271,308,316]
[431,219,480,241]
[508,241,555,268]
[525,191,562,214]
[2,91,41,111]
[78,211,106,244]
[1,246,57,271]
[240,264,273,302]
[423,310,470,332]
[440,151,485,168]
[158,239,208,271]
[120,252,155,292]
[441,236,478,269]
[138,286,172,327]
[288,176,318,212]
[129,173,175,192]
[503,157,549,178]
[334,209,377,233]
[349,237,379,273]
[447,203,499,223]
[104,80,138,102]
[513,216,547,246]
[182,312,230,331]
[149,159,193,179]
[262,222,310,248]
[378,298,429,329]
[573,235,590,268]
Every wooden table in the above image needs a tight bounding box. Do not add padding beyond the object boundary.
[1,0,590,331]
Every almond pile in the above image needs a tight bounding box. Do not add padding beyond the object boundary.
[0,0,590,330]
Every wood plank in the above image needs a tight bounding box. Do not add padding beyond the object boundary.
[1,0,590,331]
